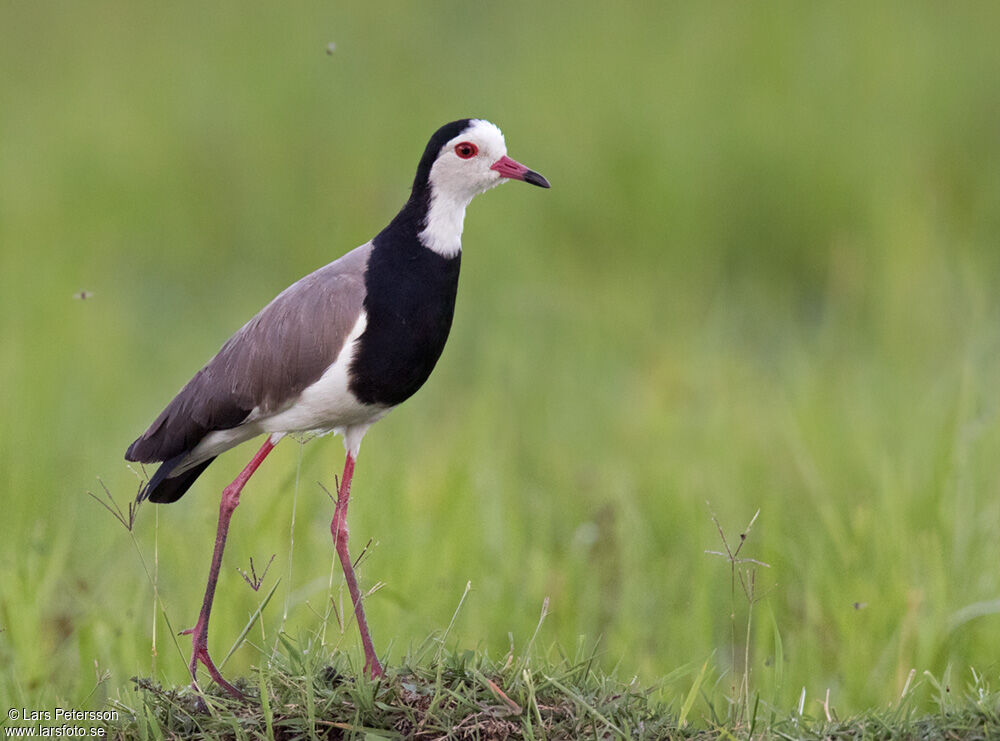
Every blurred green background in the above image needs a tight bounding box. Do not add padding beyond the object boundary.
[3,0,1000,714]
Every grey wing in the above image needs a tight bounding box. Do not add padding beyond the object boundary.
[125,243,371,464]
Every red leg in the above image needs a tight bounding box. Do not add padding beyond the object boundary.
[331,452,384,677]
[182,437,276,698]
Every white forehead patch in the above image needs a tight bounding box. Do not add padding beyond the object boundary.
[446,119,507,159]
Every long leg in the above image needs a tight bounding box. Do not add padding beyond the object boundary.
[182,437,276,698]
[331,452,384,677]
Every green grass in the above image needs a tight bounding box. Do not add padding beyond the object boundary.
[109,610,685,740]
[3,0,1000,732]
[105,636,1000,740]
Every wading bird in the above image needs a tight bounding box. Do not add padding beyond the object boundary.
[126,119,549,697]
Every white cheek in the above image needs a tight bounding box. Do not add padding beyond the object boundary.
[482,168,505,191]
[429,156,492,197]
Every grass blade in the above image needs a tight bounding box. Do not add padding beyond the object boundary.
[679,658,709,728]
[221,577,281,668]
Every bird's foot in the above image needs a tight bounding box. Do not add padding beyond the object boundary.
[182,622,244,700]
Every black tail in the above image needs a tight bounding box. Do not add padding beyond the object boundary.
[137,454,217,504]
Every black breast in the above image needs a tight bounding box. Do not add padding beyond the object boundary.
[348,227,461,407]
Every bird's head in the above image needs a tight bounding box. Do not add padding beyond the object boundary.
[415,119,550,203]
[409,119,549,257]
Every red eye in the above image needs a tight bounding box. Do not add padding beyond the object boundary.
[454,142,478,159]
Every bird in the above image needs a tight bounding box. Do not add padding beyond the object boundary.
[125,119,549,698]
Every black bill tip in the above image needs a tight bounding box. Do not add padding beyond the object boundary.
[523,170,551,188]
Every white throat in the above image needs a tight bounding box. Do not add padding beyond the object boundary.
[418,188,470,258]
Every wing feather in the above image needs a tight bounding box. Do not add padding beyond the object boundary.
[126,243,371,464]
